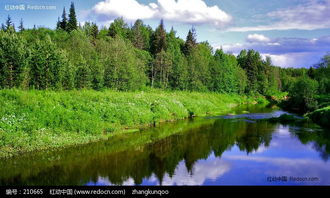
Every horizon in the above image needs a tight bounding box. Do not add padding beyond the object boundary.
[1,0,330,68]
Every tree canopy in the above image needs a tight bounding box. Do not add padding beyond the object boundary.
[0,12,328,105]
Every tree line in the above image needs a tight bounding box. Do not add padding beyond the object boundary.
[0,2,329,101]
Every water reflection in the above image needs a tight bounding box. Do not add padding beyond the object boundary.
[0,106,329,186]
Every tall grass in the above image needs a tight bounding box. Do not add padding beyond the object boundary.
[0,89,264,158]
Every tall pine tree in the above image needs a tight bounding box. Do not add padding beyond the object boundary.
[183,28,197,56]
[67,2,78,32]
[60,8,68,31]
[151,20,167,55]
[91,23,99,40]
[0,31,29,88]
[18,18,24,32]
[56,17,61,30]
[1,24,5,31]
[5,15,15,32]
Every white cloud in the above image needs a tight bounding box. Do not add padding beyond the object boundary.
[160,158,230,185]
[92,0,155,21]
[228,0,330,31]
[89,0,231,27]
[261,53,301,68]
[220,35,330,68]
[247,34,270,43]
[87,156,231,186]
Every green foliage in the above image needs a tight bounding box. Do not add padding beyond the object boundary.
[130,19,152,51]
[67,2,78,32]
[75,56,92,89]
[183,28,197,56]
[152,50,172,88]
[0,31,29,88]
[238,50,261,94]
[286,77,319,112]
[210,49,247,94]
[0,89,258,157]
[167,29,188,90]
[59,8,68,31]
[29,36,69,89]
[108,18,129,39]
[186,42,212,91]
[0,16,294,95]
[315,53,330,94]
[98,37,147,90]
[0,16,328,113]
[150,20,167,55]
[5,15,15,33]
[308,106,330,128]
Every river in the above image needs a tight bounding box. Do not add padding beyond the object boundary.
[1,105,329,186]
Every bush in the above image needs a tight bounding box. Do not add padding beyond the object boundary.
[286,77,319,113]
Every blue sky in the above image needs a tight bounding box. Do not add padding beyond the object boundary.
[1,0,330,68]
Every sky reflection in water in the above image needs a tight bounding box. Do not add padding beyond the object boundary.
[87,110,330,186]
[1,106,329,186]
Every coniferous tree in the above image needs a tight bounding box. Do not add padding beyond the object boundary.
[67,2,78,32]
[131,19,144,49]
[238,49,265,94]
[0,31,29,88]
[131,19,151,50]
[5,15,12,30]
[151,20,167,55]
[167,28,188,90]
[60,8,68,31]
[18,18,24,32]
[5,15,15,32]
[91,23,99,40]
[183,28,197,56]
[29,36,67,89]
[1,14,326,97]
[1,23,5,31]
[56,17,61,30]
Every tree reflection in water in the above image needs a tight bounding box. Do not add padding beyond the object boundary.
[0,107,329,186]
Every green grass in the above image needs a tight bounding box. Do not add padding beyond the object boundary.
[0,89,265,158]
[308,106,330,128]
[316,94,330,108]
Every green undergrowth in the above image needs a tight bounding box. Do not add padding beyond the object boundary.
[308,106,330,128]
[0,89,265,158]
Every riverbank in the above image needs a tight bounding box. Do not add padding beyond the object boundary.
[0,89,267,158]
[308,106,330,128]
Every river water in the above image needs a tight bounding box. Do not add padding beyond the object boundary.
[1,105,329,186]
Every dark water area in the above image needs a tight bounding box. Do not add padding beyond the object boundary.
[1,105,329,186]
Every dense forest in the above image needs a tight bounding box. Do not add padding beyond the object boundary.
[0,2,329,113]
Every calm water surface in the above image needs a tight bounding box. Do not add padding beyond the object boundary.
[1,105,329,186]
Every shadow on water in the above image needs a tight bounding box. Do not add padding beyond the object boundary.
[0,105,329,185]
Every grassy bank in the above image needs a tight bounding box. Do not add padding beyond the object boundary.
[308,106,330,128]
[0,89,266,158]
